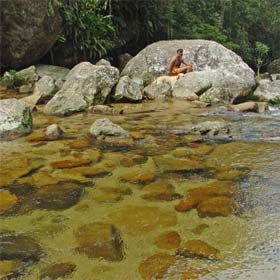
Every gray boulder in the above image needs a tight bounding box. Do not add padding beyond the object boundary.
[44,62,119,116]
[268,58,280,75]
[172,71,212,100]
[16,66,39,85]
[253,80,280,101]
[22,75,57,106]
[114,76,143,101]
[1,0,62,69]
[35,64,70,81]
[96,59,111,66]
[89,118,129,138]
[143,82,172,100]
[121,40,256,102]
[45,124,63,140]
[0,98,32,139]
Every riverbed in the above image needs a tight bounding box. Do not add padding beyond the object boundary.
[0,96,280,280]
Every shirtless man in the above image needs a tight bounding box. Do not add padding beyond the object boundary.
[168,49,196,76]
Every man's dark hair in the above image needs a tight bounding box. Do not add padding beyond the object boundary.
[177,49,183,53]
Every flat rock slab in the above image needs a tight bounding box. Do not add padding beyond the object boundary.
[0,231,43,263]
[108,205,177,234]
[75,223,124,261]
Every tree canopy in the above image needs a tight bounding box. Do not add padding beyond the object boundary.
[52,0,280,69]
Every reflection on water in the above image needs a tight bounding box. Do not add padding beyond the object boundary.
[0,99,280,280]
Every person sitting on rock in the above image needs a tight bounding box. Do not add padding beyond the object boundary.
[168,49,196,76]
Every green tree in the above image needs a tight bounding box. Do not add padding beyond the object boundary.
[255,41,270,78]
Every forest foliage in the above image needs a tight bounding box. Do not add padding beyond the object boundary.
[54,0,280,68]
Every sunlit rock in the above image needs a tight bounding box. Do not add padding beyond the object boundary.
[0,98,32,139]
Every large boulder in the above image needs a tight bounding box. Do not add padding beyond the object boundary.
[114,76,143,101]
[122,40,256,102]
[44,62,119,116]
[268,58,280,75]
[1,0,62,69]
[253,80,280,102]
[0,99,32,139]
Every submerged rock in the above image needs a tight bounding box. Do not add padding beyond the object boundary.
[0,259,26,279]
[172,121,231,137]
[153,154,204,173]
[108,205,177,234]
[155,231,181,249]
[114,76,143,101]
[141,182,181,201]
[89,118,129,138]
[45,124,63,140]
[93,193,122,203]
[176,240,219,260]
[175,180,238,212]
[0,231,43,262]
[139,253,176,280]
[40,262,76,280]
[44,62,119,116]
[28,182,83,210]
[197,196,237,217]
[50,159,92,169]
[88,105,124,115]
[0,98,32,139]
[120,171,156,184]
[181,268,210,280]
[0,190,17,215]
[75,223,124,261]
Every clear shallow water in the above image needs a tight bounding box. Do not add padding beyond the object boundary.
[0,98,280,280]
